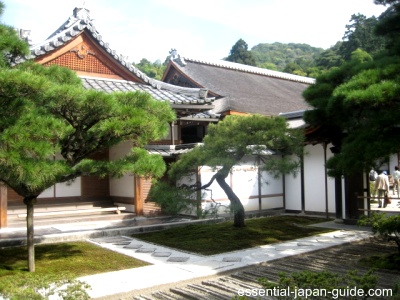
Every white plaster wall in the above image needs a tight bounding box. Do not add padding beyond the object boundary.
[200,166,227,201]
[39,186,55,198]
[389,153,399,175]
[55,178,81,197]
[261,171,283,194]
[326,146,336,213]
[231,165,258,199]
[178,147,345,215]
[109,141,134,197]
[199,155,284,212]
[284,154,302,211]
[110,175,134,198]
[38,154,82,198]
[303,144,336,213]
[262,196,284,209]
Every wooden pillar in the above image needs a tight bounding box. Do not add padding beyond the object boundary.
[170,122,175,145]
[0,182,8,228]
[196,166,202,213]
[257,156,262,211]
[300,153,305,214]
[323,143,329,219]
[134,175,143,216]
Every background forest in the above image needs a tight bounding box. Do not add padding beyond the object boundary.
[134,11,387,79]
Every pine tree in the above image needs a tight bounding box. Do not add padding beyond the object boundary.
[225,39,257,66]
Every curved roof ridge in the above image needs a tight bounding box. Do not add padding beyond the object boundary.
[80,75,213,100]
[45,8,91,41]
[154,79,209,96]
[15,7,158,87]
[183,57,316,84]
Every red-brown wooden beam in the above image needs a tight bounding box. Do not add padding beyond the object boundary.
[0,182,7,228]
[134,176,143,216]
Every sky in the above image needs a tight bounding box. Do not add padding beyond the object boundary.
[1,0,389,63]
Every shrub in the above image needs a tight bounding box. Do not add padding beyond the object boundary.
[148,181,196,215]
[0,272,90,300]
[358,212,400,253]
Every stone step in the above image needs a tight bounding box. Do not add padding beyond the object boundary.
[8,200,115,216]
[17,206,126,218]
[6,211,137,228]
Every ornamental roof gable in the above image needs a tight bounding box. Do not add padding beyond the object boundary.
[14,8,216,118]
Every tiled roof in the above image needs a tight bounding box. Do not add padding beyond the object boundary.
[279,110,308,129]
[164,53,314,116]
[16,8,134,67]
[279,110,306,119]
[17,8,147,84]
[80,76,214,106]
[145,144,201,157]
[14,8,217,116]
[169,50,315,85]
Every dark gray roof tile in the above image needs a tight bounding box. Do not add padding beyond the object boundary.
[79,76,214,110]
[166,55,313,116]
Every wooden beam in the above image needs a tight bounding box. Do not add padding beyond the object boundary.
[134,175,143,216]
[0,182,8,228]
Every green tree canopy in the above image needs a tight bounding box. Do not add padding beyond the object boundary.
[169,115,304,227]
[315,42,344,70]
[374,0,400,54]
[303,1,400,177]
[133,58,166,80]
[0,1,29,67]
[339,13,386,60]
[0,0,176,272]
[1,62,175,197]
[252,42,323,75]
[0,61,176,271]
[225,38,257,66]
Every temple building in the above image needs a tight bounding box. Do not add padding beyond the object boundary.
[0,7,220,228]
[2,6,396,229]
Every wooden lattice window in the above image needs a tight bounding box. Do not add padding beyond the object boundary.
[44,51,116,75]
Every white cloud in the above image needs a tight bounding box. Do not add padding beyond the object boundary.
[2,0,389,62]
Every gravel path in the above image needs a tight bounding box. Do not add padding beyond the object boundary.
[96,237,400,299]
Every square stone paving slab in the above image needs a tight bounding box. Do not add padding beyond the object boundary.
[167,257,190,262]
[222,257,242,262]
[91,237,131,244]
[136,248,156,253]
[113,241,132,245]
[297,242,315,247]
[152,252,172,257]
[123,244,143,249]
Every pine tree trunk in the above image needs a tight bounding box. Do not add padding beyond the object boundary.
[215,172,245,227]
[24,197,36,272]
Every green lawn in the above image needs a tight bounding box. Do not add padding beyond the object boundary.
[0,241,149,278]
[132,215,334,255]
[0,241,150,298]
[0,216,332,278]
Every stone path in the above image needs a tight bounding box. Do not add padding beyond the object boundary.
[81,229,376,299]
[95,237,400,300]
